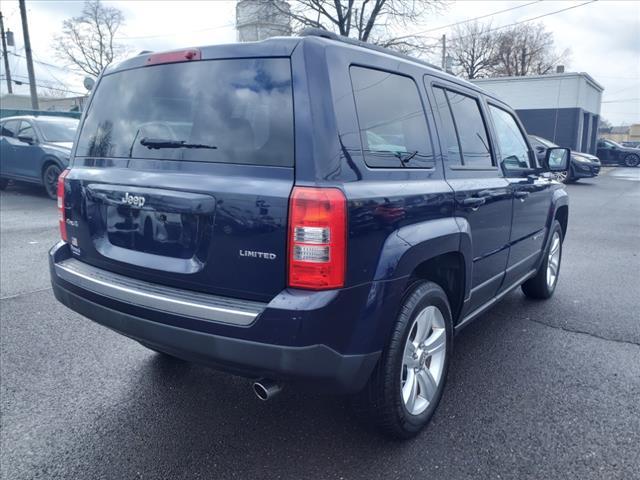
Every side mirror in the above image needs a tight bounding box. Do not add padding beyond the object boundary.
[544,147,570,172]
[17,135,35,144]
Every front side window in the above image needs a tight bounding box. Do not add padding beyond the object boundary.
[76,58,294,166]
[17,122,36,141]
[489,105,531,170]
[1,120,20,138]
[351,67,434,168]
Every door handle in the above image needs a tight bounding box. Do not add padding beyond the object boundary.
[514,191,530,200]
[460,197,486,209]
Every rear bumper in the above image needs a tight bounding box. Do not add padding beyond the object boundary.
[49,242,381,393]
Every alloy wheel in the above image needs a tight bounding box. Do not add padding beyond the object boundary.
[552,170,568,183]
[546,231,561,289]
[44,165,61,199]
[401,305,447,416]
[624,155,640,168]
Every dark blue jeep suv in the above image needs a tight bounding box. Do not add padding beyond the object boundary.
[49,31,570,438]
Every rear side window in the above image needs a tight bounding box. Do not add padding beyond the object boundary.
[1,120,19,138]
[432,86,493,168]
[76,58,294,166]
[488,105,531,170]
[350,67,434,168]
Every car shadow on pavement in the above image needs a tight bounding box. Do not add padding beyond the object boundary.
[2,181,51,199]
[41,290,639,479]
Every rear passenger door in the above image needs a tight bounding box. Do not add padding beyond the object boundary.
[427,81,512,315]
[487,103,553,287]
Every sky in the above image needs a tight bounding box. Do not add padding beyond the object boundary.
[0,0,638,124]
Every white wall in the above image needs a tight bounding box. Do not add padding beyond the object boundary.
[472,73,603,115]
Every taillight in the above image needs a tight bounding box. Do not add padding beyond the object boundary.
[57,169,70,242]
[288,187,347,290]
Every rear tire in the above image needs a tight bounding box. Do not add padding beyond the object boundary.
[623,154,640,167]
[522,220,563,299]
[42,164,61,200]
[351,281,453,439]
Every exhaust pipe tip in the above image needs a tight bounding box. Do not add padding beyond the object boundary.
[253,379,282,401]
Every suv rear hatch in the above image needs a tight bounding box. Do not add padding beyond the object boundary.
[65,53,295,302]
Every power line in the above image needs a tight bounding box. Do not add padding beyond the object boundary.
[0,75,85,95]
[451,0,599,42]
[7,51,70,72]
[394,0,543,41]
[601,98,640,104]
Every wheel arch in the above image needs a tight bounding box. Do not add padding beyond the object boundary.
[40,156,64,182]
[373,216,472,323]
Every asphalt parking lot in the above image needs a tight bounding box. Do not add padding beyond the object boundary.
[1,168,639,480]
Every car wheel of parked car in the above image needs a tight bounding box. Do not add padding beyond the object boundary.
[522,220,563,299]
[0,178,8,191]
[623,154,640,167]
[43,164,62,200]
[351,281,452,439]
[552,170,570,183]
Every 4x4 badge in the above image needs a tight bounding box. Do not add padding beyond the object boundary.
[121,192,146,208]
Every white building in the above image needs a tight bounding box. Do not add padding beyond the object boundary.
[0,93,87,112]
[236,0,291,42]
[472,72,604,154]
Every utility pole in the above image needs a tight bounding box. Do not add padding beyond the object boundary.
[0,11,13,93]
[441,34,446,70]
[19,0,38,109]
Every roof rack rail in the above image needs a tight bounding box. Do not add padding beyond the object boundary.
[298,28,443,72]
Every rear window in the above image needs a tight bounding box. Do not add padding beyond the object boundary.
[350,66,435,169]
[38,118,79,142]
[76,58,294,166]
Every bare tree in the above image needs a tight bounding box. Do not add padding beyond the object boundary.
[274,0,445,55]
[449,21,497,79]
[54,0,127,77]
[493,23,570,77]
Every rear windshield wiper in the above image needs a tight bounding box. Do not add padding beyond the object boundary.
[140,138,218,150]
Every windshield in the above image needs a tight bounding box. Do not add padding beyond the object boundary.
[604,139,622,148]
[75,57,294,166]
[532,136,558,148]
[37,118,79,142]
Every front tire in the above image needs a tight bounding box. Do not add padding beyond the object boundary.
[623,154,640,167]
[522,220,563,299]
[351,281,452,439]
[42,164,61,200]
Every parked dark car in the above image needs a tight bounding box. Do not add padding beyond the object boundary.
[597,138,640,167]
[0,115,79,198]
[621,141,640,148]
[49,31,570,438]
[529,135,600,183]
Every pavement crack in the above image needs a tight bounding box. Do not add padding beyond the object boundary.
[0,287,52,301]
[526,317,640,348]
